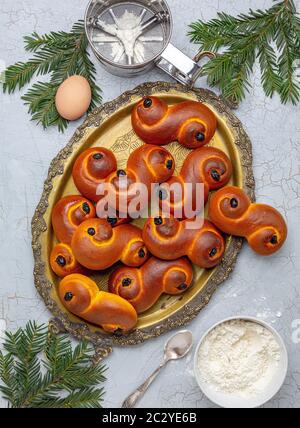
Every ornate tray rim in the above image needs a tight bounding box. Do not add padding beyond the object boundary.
[32,81,255,358]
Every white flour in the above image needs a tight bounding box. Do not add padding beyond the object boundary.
[197,320,281,397]
[93,10,163,64]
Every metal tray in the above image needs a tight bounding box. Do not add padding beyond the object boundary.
[32,82,255,358]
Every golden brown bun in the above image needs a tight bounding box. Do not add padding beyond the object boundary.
[109,257,193,314]
[51,195,96,244]
[159,147,232,218]
[209,186,288,256]
[72,147,117,202]
[103,144,175,215]
[132,96,217,149]
[102,213,133,227]
[50,243,87,278]
[143,216,225,269]
[59,274,137,333]
[71,219,148,270]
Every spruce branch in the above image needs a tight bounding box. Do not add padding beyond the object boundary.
[0,322,106,408]
[24,31,78,52]
[2,21,102,132]
[0,353,18,407]
[21,82,68,132]
[189,0,300,105]
[3,61,41,94]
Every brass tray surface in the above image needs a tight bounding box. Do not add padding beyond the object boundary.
[32,82,255,357]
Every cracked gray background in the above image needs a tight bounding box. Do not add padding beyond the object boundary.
[0,0,299,408]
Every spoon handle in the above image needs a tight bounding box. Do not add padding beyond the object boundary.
[122,361,167,408]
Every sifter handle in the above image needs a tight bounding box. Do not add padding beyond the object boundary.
[156,45,216,87]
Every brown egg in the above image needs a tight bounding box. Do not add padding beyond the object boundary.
[55,75,92,121]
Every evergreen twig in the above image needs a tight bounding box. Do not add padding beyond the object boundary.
[2,21,102,132]
[0,321,106,408]
[189,0,300,104]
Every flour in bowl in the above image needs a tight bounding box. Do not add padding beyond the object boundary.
[197,320,281,397]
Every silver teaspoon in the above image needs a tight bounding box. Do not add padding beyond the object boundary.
[122,330,193,408]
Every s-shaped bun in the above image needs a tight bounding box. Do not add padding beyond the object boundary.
[132,96,217,149]
[209,186,288,255]
[109,257,193,313]
[59,274,137,333]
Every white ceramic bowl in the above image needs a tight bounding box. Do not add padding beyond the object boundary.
[193,316,288,408]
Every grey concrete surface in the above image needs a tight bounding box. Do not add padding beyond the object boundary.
[0,0,299,408]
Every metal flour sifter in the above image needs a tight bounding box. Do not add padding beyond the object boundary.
[85,0,214,86]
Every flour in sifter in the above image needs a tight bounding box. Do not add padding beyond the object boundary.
[93,10,163,64]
